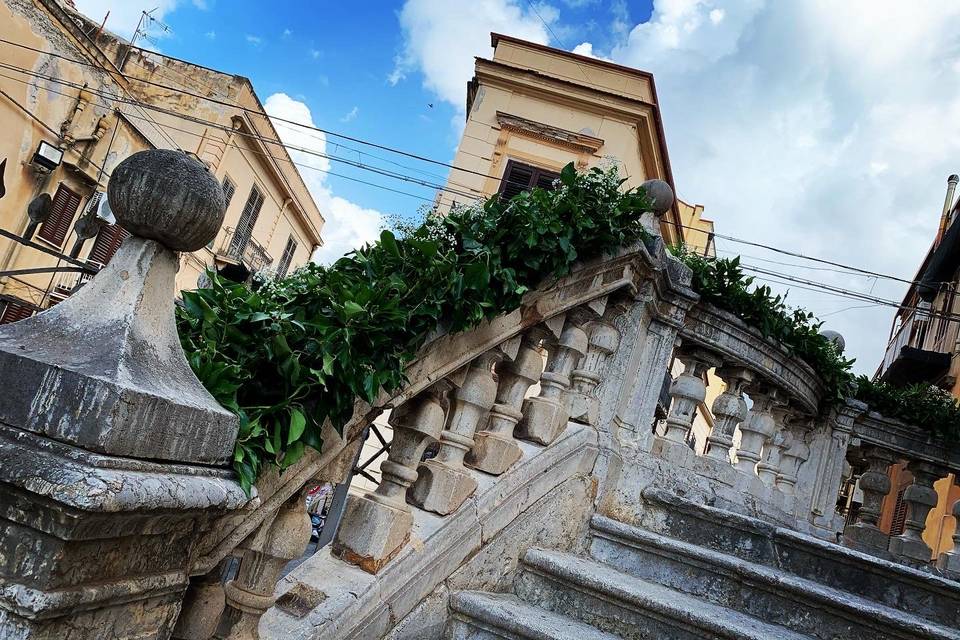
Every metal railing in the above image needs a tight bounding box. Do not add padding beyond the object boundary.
[215,226,273,272]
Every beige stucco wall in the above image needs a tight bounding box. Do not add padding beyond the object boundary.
[0,0,323,314]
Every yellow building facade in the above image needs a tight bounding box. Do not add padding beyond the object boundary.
[0,0,324,322]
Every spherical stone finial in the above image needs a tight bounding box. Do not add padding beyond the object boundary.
[107,149,226,252]
[949,174,959,185]
[640,179,675,216]
[820,329,846,352]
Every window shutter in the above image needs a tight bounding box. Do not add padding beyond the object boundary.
[223,176,236,211]
[890,487,908,536]
[277,236,298,278]
[0,298,35,324]
[498,161,561,201]
[231,186,264,255]
[89,223,130,266]
[38,184,82,247]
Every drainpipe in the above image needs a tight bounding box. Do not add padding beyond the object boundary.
[935,174,959,247]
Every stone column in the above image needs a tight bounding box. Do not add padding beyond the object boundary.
[409,344,515,515]
[805,400,861,532]
[843,446,896,555]
[776,422,812,495]
[733,386,781,474]
[516,317,588,445]
[217,493,312,639]
[569,318,621,426]
[333,386,447,573]
[756,407,793,486]
[662,347,717,444]
[0,149,248,640]
[704,367,754,463]
[889,460,947,564]
[468,331,544,475]
[936,491,960,576]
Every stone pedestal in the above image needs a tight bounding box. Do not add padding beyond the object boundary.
[0,150,247,639]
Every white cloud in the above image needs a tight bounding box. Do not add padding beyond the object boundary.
[245,34,263,46]
[205,30,216,40]
[71,0,201,39]
[309,48,322,60]
[391,0,551,112]
[572,41,595,56]
[340,106,359,123]
[264,93,383,264]
[282,28,293,38]
[606,0,960,372]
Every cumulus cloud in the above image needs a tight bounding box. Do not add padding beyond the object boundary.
[393,0,960,372]
[606,0,960,372]
[391,0,551,112]
[264,93,383,264]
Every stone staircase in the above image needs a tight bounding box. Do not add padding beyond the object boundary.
[446,491,960,639]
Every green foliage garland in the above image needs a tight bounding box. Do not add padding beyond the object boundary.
[177,164,653,493]
[671,248,856,404]
[853,376,960,442]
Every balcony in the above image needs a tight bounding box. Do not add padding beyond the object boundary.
[879,307,951,386]
[47,259,104,305]
[213,227,273,280]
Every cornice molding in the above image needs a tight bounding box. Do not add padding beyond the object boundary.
[495,111,604,154]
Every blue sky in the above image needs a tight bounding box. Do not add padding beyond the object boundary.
[73,1,960,373]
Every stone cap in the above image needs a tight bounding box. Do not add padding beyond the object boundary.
[0,150,237,464]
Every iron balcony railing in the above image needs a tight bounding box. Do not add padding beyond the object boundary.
[216,227,273,273]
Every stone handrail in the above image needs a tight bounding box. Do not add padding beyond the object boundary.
[840,399,960,575]
[176,241,662,638]
[680,303,826,414]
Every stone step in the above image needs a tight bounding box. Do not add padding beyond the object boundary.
[515,548,814,640]
[590,515,960,640]
[635,487,960,628]
[446,591,620,640]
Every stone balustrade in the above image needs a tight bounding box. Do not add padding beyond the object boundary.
[840,403,960,574]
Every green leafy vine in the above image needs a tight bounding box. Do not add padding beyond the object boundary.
[177,164,653,493]
[853,376,960,443]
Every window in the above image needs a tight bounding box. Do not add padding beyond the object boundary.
[0,298,34,324]
[38,184,82,247]
[498,160,560,201]
[230,185,265,256]
[88,223,130,266]
[277,236,298,278]
[222,176,236,211]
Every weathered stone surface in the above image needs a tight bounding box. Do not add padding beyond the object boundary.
[447,591,619,640]
[108,149,226,252]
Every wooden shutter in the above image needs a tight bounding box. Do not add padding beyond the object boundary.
[498,161,560,201]
[890,487,908,536]
[222,176,236,211]
[0,298,34,324]
[277,236,298,278]
[231,186,264,255]
[38,184,82,246]
[88,223,130,266]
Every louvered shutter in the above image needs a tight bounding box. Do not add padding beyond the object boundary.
[276,236,298,278]
[38,184,82,246]
[498,161,561,201]
[231,186,264,255]
[89,223,130,266]
[890,487,908,536]
[223,176,236,210]
[0,299,34,324]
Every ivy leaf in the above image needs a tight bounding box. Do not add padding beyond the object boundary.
[380,229,400,257]
[288,408,306,445]
[344,301,364,318]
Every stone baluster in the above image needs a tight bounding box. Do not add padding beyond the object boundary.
[333,386,448,573]
[172,559,231,640]
[889,460,948,564]
[516,316,588,445]
[776,421,812,495]
[468,330,545,475]
[756,407,793,485]
[733,386,781,474]
[843,446,896,555]
[936,489,960,576]
[409,338,519,515]
[217,493,312,639]
[661,347,719,444]
[704,367,754,463]
[569,317,621,426]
